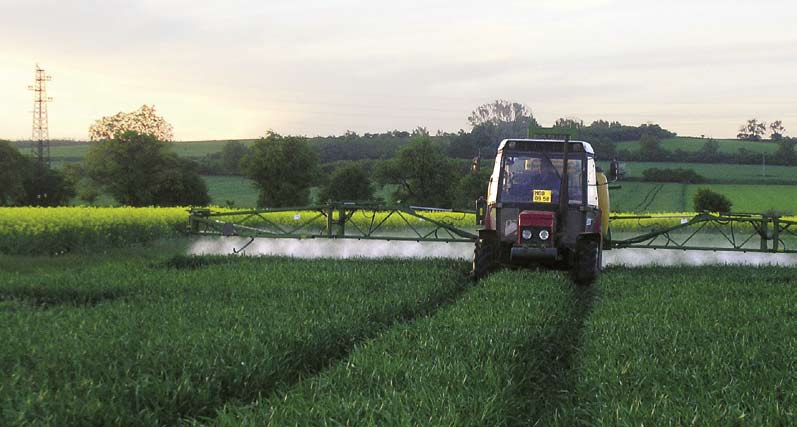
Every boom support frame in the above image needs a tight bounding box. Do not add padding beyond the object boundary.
[187,204,797,255]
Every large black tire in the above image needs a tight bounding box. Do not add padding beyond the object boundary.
[572,238,601,286]
[472,239,495,281]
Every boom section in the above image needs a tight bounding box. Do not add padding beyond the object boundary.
[188,202,478,243]
[609,212,797,253]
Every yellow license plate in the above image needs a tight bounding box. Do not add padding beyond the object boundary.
[533,190,552,203]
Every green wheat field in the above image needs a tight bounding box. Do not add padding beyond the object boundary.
[2,242,795,425]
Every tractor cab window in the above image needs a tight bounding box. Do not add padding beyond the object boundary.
[500,154,583,204]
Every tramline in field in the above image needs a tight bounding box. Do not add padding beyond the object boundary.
[188,127,797,284]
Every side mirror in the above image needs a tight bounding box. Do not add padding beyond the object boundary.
[476,197,486,226]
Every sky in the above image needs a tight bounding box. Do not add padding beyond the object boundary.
[1,0,796,141]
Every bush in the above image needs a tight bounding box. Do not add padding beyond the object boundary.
[642,168,705,184]
[151,156,210,206]
[0,140,28,205]
[693,188,732,212]
[197,141,252,175]
[0,140,75,206]
[21,166,76,206]
[318,164,374,202]
[452,168,491,210]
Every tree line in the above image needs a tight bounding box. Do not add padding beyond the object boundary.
[1,100,682,209]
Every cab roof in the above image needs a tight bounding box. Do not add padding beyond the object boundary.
[497,138,594,155]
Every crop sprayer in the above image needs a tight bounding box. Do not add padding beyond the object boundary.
[187,127,797,284]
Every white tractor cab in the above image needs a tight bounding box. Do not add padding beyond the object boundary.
[474,136,610,284]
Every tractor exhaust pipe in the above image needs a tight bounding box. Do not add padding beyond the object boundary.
[558,135,570,234]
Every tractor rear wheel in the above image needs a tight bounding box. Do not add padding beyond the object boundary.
[572,238,601,286]
[472,239,495,280]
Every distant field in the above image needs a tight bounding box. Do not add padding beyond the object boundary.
[31,142,91,158]
[203,175,259,208]
[43,139,256,162]
[599,161,797,184]
[610,182,797,213]
[685,184,797,214]
[609,182,687,212]
[205,178,395,208]
[170,139,256,157]
[61,176,260,209]
[615,137,778,155]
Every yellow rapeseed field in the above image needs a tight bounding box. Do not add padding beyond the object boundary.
[0,207,478,255]
[0,207,187,255]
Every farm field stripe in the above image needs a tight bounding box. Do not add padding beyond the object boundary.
[551,266,797,426]
[211,270,579,426]
[507,283,598,425]
[608,181,797,214]
[0,257,471,426]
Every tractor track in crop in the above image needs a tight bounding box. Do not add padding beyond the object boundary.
[183,273,476,425]
[507,283,598,426]
[634,184,663,212]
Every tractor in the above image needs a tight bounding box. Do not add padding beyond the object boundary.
[473,134,610,284]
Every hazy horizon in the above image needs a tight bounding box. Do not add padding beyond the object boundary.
[2,0,796,141]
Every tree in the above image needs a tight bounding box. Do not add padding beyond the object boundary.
[468,100,532,127]
[452,168,491,210]
[21,166,76,206]
[737,119,767,141]
[0,140,29,205]
[770,120,785,141]
[693,188,732,212]
[62,163,102,204]
[553,117,584,130]
[376,137,457,207]
[318,164,374,202]
[411,126,430,137]
[774,137,796,164]
[150,156,210,206]
[89,105,174,141]
[698,138,720,160]
[220,141,251,174]
[241,132,319,207]
[0,140,74,206]
[467,100,538,152]
[445,130,480,159]
[84,131,209,206]
[639,133,666,159]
